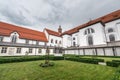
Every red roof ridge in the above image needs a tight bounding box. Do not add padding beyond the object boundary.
[0,21,48,42]
[0,21,44,36]
[45,28,61,37]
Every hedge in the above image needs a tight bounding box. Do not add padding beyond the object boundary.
[0,56,64,64]
[112,60,120,62]
[106,60,120,67]
[65,57,104,64]
[0,56,45,64]
[49,56,64,60]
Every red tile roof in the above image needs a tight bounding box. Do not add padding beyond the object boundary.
[62,9,120,35]
[0,21,48,42]
[45,28,61,37]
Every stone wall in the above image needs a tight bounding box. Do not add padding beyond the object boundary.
[64,45,120,56]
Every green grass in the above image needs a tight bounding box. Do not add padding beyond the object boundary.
[0,60,117,80]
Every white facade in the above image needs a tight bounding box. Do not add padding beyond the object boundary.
[105,19,120,42]
[62,35,72,48]
[44,29,62,47]
[0,31,47,56]
[0,10,120,56]
[1,32,45,45]
[62,20,120,48]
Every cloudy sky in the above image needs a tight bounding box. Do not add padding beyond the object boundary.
[0,0,120,32]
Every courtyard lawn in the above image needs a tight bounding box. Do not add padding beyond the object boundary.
[0,60,117,80]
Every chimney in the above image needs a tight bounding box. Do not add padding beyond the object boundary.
[58,25,62,33]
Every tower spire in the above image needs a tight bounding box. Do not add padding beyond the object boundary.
[58,25,62,33]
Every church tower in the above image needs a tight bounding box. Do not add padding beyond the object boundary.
[58,25,62,33]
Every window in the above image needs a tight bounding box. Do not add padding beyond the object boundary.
[38,48,42,53]
[51,39,53,43]
[55,40,58,44]
[91,28,95,33]
[84,28,95,35]
[36,41,39,45]
[53,47,57,53]
[59,41,61,44]
[59,48,63,53]
[11,33,17,43]
[84,30,87,35]
[73,37,75,40]
[29,48,32,53]
[88,36,93,46]
[88,29,90,34]
[26,40,29,44]
[108,28,114,33]
[16,48,21,53]
[1,47,7,53]
[109,34,115,42]
[0,36,3,42]
[73,42,76,46]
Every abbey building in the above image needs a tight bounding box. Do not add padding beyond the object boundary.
[0,9,120,56]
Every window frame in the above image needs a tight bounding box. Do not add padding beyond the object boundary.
[108,28,114,33]
[38,48,42,53]
[51,39,53,43]
[87,35,93,46]
[109,34,115,42]
[1,47,7,53]
[28,48,33,53]
[26,40,29,44]
[84,28,95,35]
[16,48,21,53]
[55,40,58,44]
[11,33,17,43]
[0,36,3,42]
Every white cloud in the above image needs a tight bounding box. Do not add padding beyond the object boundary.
[0,0,120,32]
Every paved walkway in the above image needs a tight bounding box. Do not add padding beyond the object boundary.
[98,62,106,66]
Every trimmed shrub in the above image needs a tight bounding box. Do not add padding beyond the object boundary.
[0,56,64,64]
[106,61,120,67]
[65,57,104,64]
[112,60,120,62]
[0,56,45,64]
[49,56,64,60]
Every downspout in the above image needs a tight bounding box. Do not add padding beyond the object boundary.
[102,22,108,46]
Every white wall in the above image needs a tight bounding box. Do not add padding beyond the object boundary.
[1,31,44,45]
[3,36,10,42]
[79,23,106,46]
[47,35,62,47]
[71,33,79,46]
[62,35,72,48]
[0,46,55,56]
[105,19,120,42]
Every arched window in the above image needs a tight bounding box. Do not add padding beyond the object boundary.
[108,28,114,33]
[51,39,53,43]
[91,28,95,33]
[73,42,76,46]
[88,36,93,45]
[109,34,115,42]
[11,33,17,43]
[73,37,75,40]
[84,28,95,35]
